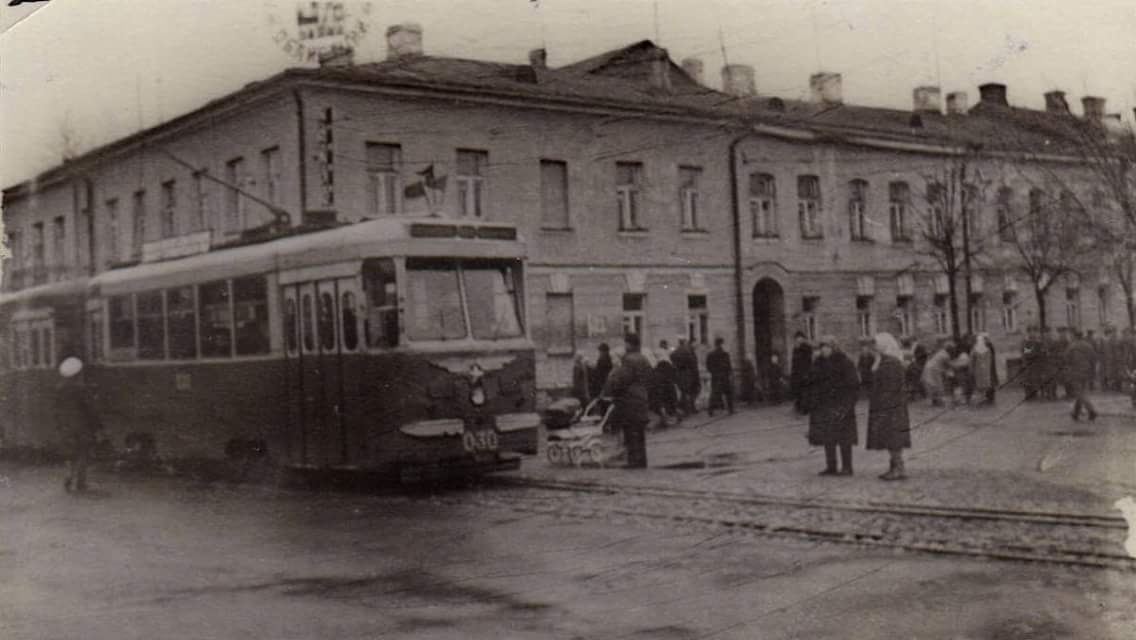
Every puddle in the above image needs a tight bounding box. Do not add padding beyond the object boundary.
[660,453,741,470]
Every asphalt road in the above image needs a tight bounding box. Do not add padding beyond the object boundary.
[2,463,1134,640]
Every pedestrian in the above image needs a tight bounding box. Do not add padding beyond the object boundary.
[572,353,591,406]
[971,333,996,406]
[865,332,911,481]
[1065,330,1099,422]
[1101,326,1119,392]
[1054,327,1072,399]
[951,335,974,406]
[1041,327,1059,400]
[1022,326,1043,400]
[790,331,813,415]
[804,335,859,476]
[589,343,613,401]
[857,340,875,398]
[672,338,701,416]
[738,357,757,405]
[922,340,953,407]
[1087,329,1100,391]
[602,333,653,468]
[906,340,928,400]
[650,347,679,426]
[56,356,103,493]
[706,337,734,416]
[767,352,787,404]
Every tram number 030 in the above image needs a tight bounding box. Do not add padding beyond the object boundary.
[462,429,499,453]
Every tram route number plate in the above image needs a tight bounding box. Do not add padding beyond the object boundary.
[462,429,499,453]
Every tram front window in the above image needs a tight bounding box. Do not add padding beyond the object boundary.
[406,259,466,341]
[463,261,523,339]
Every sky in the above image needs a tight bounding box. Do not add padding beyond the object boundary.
[1,0,1135,190]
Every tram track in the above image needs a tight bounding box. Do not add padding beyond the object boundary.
[474,476,1136,572]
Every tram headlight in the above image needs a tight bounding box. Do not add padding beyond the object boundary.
[468,363,487,406]
[470,384,486,406]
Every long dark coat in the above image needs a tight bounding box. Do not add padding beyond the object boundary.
[589,353,613,400]
[602,352,652,429]
[866,355,911,451]
[805,350,859,447]
[790,342,813,398]
[56,379,101,454]
[672,345,701,398]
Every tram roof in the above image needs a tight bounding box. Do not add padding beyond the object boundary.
[89,217,526,295]
[0,277,90,310]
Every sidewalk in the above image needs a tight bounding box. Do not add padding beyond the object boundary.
[520,390,1136,517]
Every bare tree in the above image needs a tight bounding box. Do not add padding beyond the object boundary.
[914,153,986,340]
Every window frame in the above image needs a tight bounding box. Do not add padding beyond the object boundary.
[687,294,709,346]
[622,292,646,340]
[678,165,704,232]
[616,161,645,232]
[797,175,823,239]
[749,173,779,238]
[889,181,911,242]
[848,179,869,242]
[131,189,146,259]
[161,180,177,240]
[802,296,820,342]
[366,142,402,216]
[457,149,488,219]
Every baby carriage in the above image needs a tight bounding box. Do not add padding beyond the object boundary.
[545,397,625,467]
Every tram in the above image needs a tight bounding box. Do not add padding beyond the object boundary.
[0,217,540,481]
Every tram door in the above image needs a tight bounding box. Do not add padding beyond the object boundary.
[282,277,361,468]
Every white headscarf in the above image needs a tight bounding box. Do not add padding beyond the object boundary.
[973,333,990,355]
[873,332,904,361]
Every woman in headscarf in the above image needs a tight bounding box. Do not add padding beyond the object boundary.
[866,333,911,480]
[804,335,860,476]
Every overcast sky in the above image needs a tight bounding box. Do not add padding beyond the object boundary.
[1,0,1134,189]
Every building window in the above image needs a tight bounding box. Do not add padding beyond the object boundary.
[856,295,874,339]
[996,187,1014,242]
[797,175,823,239]
[802,296,819,341]
[687,294,709,346]
[1001,291,1018,332]
[31,222,46,271]
[849,179,869,241]
[679,166,703,231]
[341,291,359,352]
[104,199,119,264]
[131,190,146,258]
[540,159,570,229]
[457,149,488,218]
[749,173,778,238]
[927,181,946,238]
[193,170,210,233]
[889,181,911,242]
[1065,287,1081,329]
[161,180,177,239]
[897,296,914,338]
[261,147,281,206]
[963,184,980,239]
[366,142,402,216]
[199,279,233,358]
[5,231,19,273]
[167,286,197,359]
[225,157,245,232]
[137,290,166,360]
[616,162,644,231]
[51,216,66,272]
[622,293,646,338]
[545,293,575,353]
[969,294,986,333]
[363,257,399,349]
[932,294,949,335]
[1098,285,1110,325]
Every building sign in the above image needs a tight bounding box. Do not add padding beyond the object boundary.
[267,2,373,65]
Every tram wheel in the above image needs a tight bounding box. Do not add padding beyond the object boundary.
[569,445,583,466]
[547,444,565,465]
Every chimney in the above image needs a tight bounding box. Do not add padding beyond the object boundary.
[386,23,423,60]
[978,83,1008,107]
[946,91,969,114]
[1044,90,1070,114]
[721,64,756,97]
[912,86,942,113]
[528,48,547,70]
[810,72,842,105]
[648,48,672,92]
[681,57,704,85]
[1082,96,1106,122]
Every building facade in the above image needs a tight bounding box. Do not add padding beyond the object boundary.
[2,26,1129,392]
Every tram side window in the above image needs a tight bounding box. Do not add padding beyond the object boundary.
[41,326,53,367]
[137,291,166,360]
[167,286,197,359]
[301,293,315,352]
[405,258,466,341]
[341,291,359,351]
[86,310,104,363]
[30,327,40,367]
[318,291,336,352]
[234,276,269,356]
[109,295,135,354]
[199,280,233,358]
[284,297,298,354]
[363,257,399,348]
[463,261,524,340]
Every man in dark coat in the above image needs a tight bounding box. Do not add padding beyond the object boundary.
[1065,330,1098,421]
[589,343,613,401]
[671,339,701,416]
[1101,327,1119,392]
[706,338,734,416]
[1021,326,1042,400]
[805,336,859,476]
[790,331,814,414]
[1041,326,1059,400]
[56,357,103,493]
[1054,327,1071,399]
[602,334,653,468]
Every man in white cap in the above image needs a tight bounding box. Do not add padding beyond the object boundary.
[57,356,102,492]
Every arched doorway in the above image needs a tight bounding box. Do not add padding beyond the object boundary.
[752,278,787,398]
